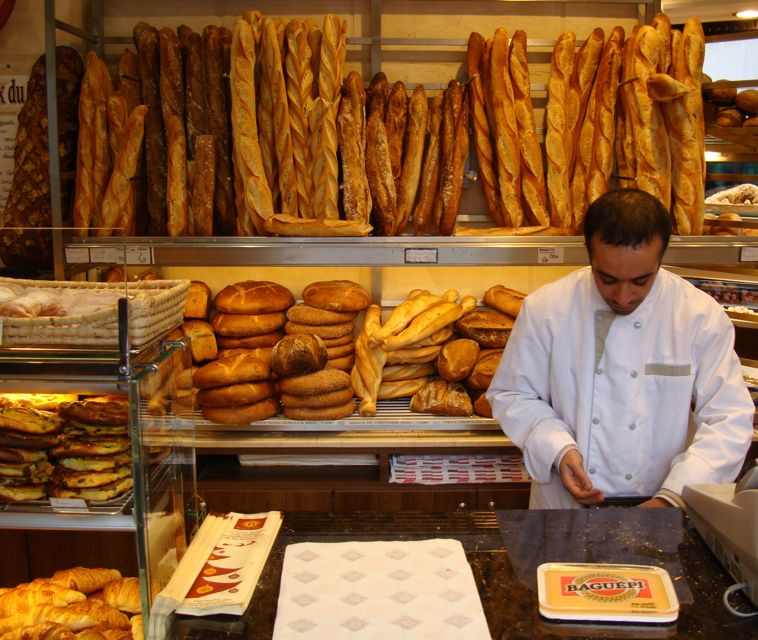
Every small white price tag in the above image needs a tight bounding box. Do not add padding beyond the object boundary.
[125,245,153,265]
[49,497,88,510]
[89,247,123,264]
[538,246,565,264]
[741,246,758,262]
[65,246,90,264]
[405,248,438,264]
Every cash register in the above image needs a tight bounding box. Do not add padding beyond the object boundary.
[682,462,758,614]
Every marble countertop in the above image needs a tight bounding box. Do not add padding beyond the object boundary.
[170,509,758,639]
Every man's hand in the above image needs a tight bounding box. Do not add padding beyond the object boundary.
[638,497,671,508]
[558,449,605,506]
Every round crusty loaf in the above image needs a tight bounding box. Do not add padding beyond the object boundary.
[201,397,280,424]
[197,380,275,408]
[271,334,328,378]
[736,89,758,114]
[277,368,351,396]
[280,386,354,408]
[214,280,294,314]
[437,338,481,382]
[211,312,287,337]
[192,354,271,389]
[302,280,371,311]
[410,379,473,417]
[283,398,356,420]
[472,391,492,418]
[284,320,354,339]
[216,331,283,349]
[286,302,359,326]
[466,349,503,390]
[455,308,514,348]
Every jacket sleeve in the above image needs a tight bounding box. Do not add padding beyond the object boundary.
[486,300,578,483]
[661,307,754,497]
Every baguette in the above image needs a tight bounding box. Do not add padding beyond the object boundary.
[651,13,673,74]
[230,19,274,236]
[284,19,314,218]
[381,362,436,382]
[366,113,397,236]
[412,92,443,236]
[351,305,386,416]
[203,25,235,235]
[261,18,298,218]
[616,25,639,189]
[165,114,189,236]
[435,81,463,231]
[545,31,575,228]
[263,214,371,237]
[509,30,549,227]
[105,92,128,166]
[338,72,371,224]
[378,376,429,400]
[578,27,624,227]
[318,14,346,104]
[630,26,671,210]
[306,20,322,99]
[396,84,429,233]
[385,344,442,365]
[190,135,216,236]
[384,81,408,192]
[72,51,114,237]
[255,22,279,214]
[159,27,185,135]
[439,91,470,236]
[116,49,140,115]
[489,29,523,227]
[366,71,389,120]
[133,22,167,235]
[453,225,576,236]
[369,290,457,347]
[177,25,206,158]
[97,105,147,237]
[308,97,340,219]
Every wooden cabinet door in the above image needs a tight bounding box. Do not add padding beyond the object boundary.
[200,484,333,513]
[334,487,477,512]
[477,485,531,510]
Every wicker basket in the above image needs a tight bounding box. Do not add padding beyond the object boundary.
[0,277,190,348]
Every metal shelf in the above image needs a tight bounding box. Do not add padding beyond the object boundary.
[63,234,758,268]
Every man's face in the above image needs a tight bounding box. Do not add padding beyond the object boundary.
[588,235,663,316]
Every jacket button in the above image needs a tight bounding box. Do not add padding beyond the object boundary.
[625,473,632,480]
[595,367,603,375]
[634,321,641,329]
[630,370,638,378]
[592,417,599,424]
[589,467,597,474]
[629,423,636,431]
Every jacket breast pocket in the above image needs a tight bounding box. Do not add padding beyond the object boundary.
[644,362,695,429]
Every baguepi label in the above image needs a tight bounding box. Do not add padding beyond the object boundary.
[537,563,678,622]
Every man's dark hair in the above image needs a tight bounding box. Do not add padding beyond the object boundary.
[583,188,671,257]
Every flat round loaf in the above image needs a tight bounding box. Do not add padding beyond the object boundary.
[286,302,359,325]
[325,353,355,371]
[466,349,503,390]
[284,320,354,339]
[278,368,351,396]
[197,380,275,408]
[455,308,514,348]
[437,338,480,382]
[280,386,354,408]
[201,397,279,425]
[217,347,274,364]
[271,334,328,378]
[283,398,355,420]
[211,312,286,337]
[214,280,294,314]
[302,280,371,311]
[216,331,283,349]
[192,354,271,389]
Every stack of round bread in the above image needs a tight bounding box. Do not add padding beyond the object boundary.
[284,280,371,372]
[193,353,278,424]
[49,398,133,502]
[211,280,294,355]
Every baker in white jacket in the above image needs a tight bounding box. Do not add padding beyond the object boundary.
[486,188,755,509]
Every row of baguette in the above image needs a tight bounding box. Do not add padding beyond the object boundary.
[146,278,526,423]
[67,9,716,240]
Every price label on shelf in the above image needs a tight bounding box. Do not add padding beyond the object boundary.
[741,246,758,262]
[89,247,123,264]
[65,246,90,264]
[537,247,565,264]
[405,248,438,264]
[49,497,88,510]
[125,245,153,265]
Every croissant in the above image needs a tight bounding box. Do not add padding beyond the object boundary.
[0,590,68,617]
[76,628,130,640]
[129,614,143,640]
[0,622,76,640]
[23,604,97,631]
[49,569,121,595]
[16,582,85,605]
[65,602,129,631]
[102,579,140,615]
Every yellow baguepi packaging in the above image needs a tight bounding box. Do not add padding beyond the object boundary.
[537,562,679,623]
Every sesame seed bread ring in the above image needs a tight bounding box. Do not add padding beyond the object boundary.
[277,368,351,396]
[216,331,283,349]
[214,280,294,314]
[211,312,286,337]
[325,342,355,359]
[320,333,354,348]
[286,302,359,326]
[280,386,354,408]
[197,380,276,408]
[201,397,280,425]
[302,280,371,312]
[284,320,354,339]
[283,398,356,420]
[325,353,355,371]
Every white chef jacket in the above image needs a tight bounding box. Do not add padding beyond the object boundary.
[486,267,755,509]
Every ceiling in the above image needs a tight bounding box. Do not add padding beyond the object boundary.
[662,0,758,24]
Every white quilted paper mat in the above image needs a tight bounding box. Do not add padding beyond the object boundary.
[272,538,491,639]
